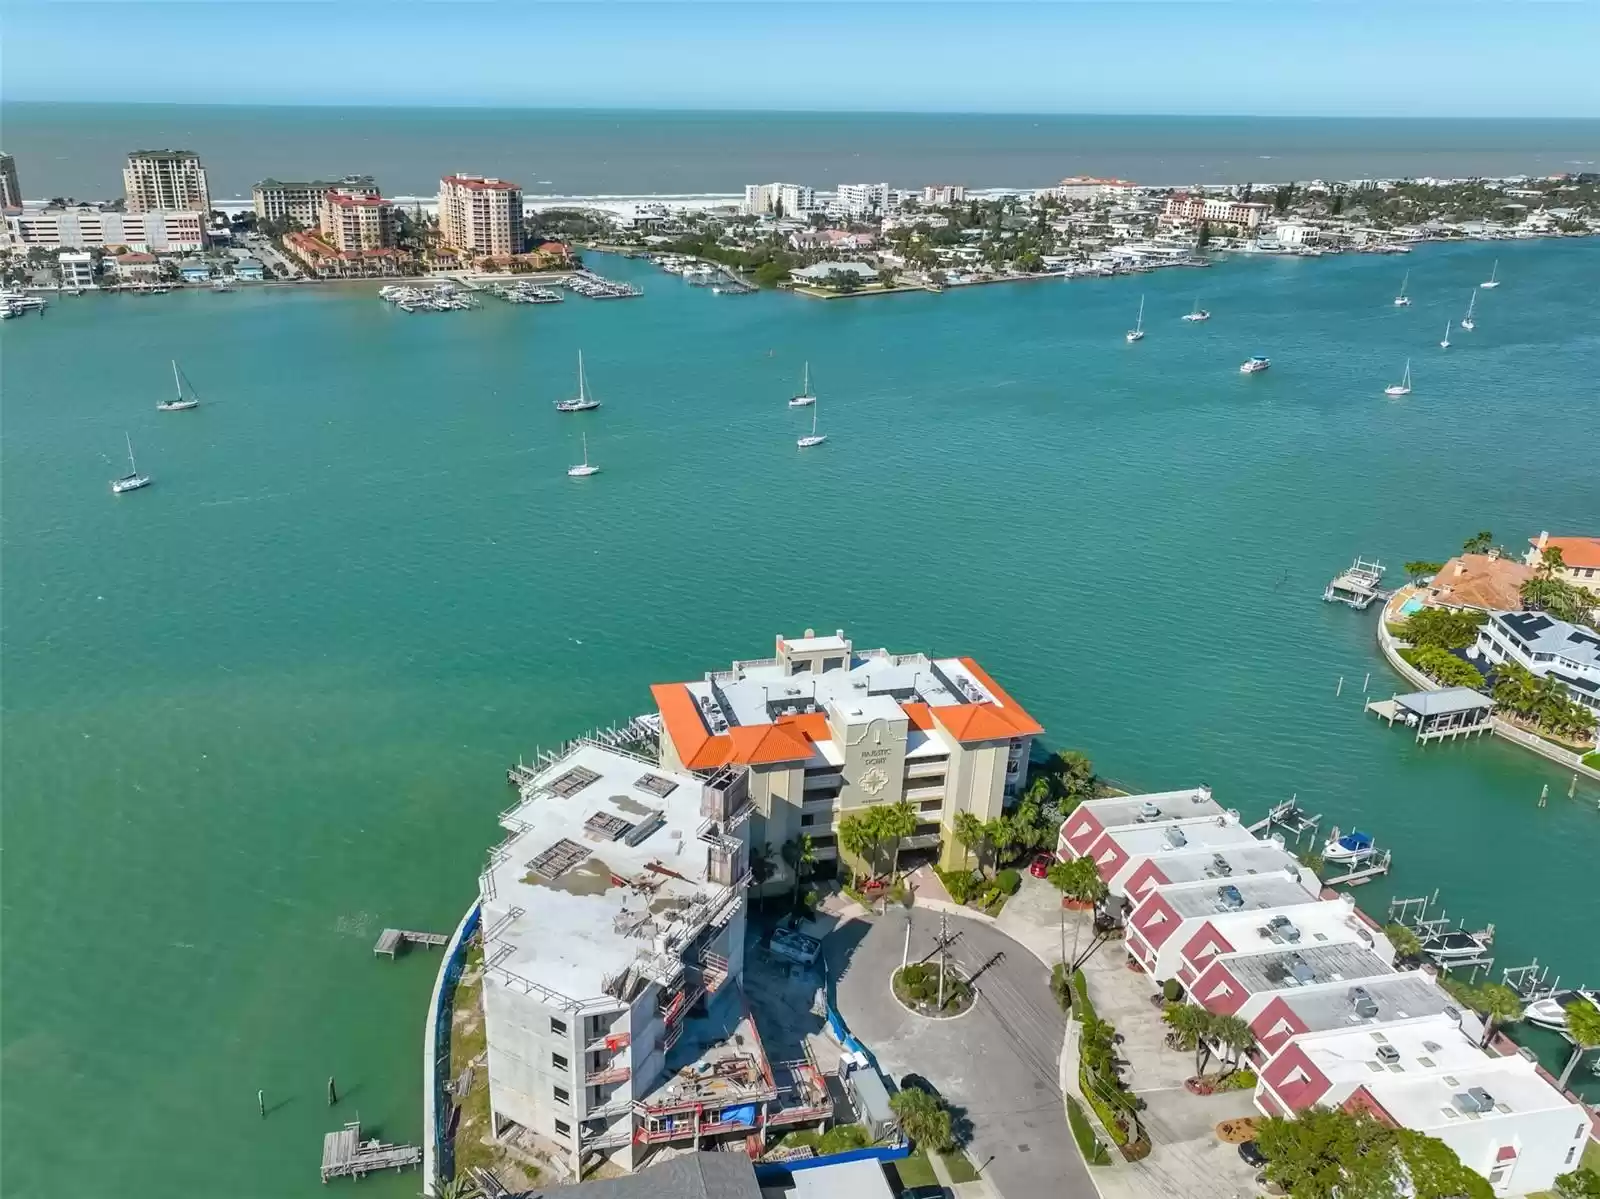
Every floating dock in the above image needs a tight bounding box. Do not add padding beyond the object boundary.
[320,1121,420,1182]
[373,928,450,958]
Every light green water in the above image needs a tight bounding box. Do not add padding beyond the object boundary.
[3,242,1598,1197]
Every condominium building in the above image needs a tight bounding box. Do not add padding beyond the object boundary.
[1162,193,1269,229]
[1,153,20,209]
[5,206,205,252]
[57,252,95,289]
[1123,867,1329,981]
[1054,176,1138,203]
[437,174,523,257]
[651,630,1040,873]
[318,191,396,252]
[834,183,896,221]
[741,182,815,217]
[123,150,211,214]
[253,175,379,227]
[479,744,830,1175]
[921,184,966,206]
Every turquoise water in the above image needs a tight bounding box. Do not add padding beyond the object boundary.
[3,239,1599,1198]
[1399,596,1426,616]
[5,102,1600,198]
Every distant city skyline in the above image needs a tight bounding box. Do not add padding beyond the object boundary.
[4,1,1599,118]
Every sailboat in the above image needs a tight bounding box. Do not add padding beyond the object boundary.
[158,360,200,411]
[567,431,599,477]
[111,432,151,494]
[1182,297,1210,322]
[1461,290,1477,332]
[555,351,600,412]
[1440,321,1452,349]
[797,401,826,448]
[789,362,816,408]
[1384,359,1413,397]
[1480,259,1500,289]
[1392,270,1411,307]
[1125,295,1145,342]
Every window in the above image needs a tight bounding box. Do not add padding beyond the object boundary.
[552,1053,569,1071]
[554,1119,572,1138]
[1565,1146,1578,1165]
[553,1086,570,1105]
[550,1017,567,1035]
[801,814,816,827]
[822,656,844,671]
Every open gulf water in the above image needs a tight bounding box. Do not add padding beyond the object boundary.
[3,239,1599,1197]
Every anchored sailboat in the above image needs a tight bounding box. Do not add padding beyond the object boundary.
[797,400,826,448]
[1182,298,1210,322]
[1126,295,1145,342]
[1440,321,1452,349]
[555,351,600,412]
[1480,259,1500,289]
[567,431,599,477]
[789,362,815,408]
[1461,290,1477,332]
[111,432,151,494]
[1393,270,1411,307]
[158,360,200,411]
[1384,359,1413,397]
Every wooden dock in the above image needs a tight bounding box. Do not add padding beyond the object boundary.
[320,1121,420,1182]
[1321,849,1392,887]
[373,928,450,958]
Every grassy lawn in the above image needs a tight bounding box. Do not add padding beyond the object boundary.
[894,1151,938,1188]
[940,1150,980,1183]
[449,944,517,1183]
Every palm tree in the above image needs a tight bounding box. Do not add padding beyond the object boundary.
[435,1177,482,1199]
[1163,1003,1216,1075]
[1471,982,1524,1049]
[1211,1014,1257,1076]
[1557,999,1600,1089]
[951,811,986,873]
[836,811,873,888]
[986,815,1020,873]
[881,800,918,879]
[1049,857,1109,906]
[781,834,815,913]
[889,1085,954,1152]
[749,842,777,911]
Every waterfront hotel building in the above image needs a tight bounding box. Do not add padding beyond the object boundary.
[437,173,524,258]
[253,175,380,228]
[651,630,1041,873]
[123,149,210,214]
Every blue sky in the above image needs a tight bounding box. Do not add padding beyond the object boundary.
[4,1,1598,116]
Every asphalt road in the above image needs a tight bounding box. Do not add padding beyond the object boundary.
[828,909,1097,1199]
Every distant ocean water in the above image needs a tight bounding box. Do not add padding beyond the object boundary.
[4,103,1599,200]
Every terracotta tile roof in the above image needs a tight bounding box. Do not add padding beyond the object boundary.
[901,702,936,732]
[930,658,1044,743]
[728,723,812,765]
[651,683,813,770]
[1426,554,1534,611]
[441,174,520,192]
[1532,535,1600,570]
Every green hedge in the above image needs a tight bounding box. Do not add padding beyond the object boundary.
[1584,751,1600,770]
[1065,1095,1110,1165]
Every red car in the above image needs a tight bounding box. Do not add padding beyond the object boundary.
[1030,853,1054,879]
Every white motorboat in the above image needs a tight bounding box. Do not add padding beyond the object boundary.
[1182,298,1210,322]
[1521,990,1599,1032]
[1480,259,1500,289]
[555,350,601,412]
[1384,359,1413,397]
[1440,321,1452,349]
[157,359,200,411]
[1393,270,1412,306]
[111,432,151,494]
[212,279,234,292]
[1321,829,1374,863]
[1126,295,1145,342]
[1420,929,1492,964]
[789,361,816,408]
[1461,290,1477,332]
[567,431,599,477]
[1239,355,1271,374]
[797,401,826,448]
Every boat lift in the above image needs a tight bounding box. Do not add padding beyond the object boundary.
[1503,959,1563,1003]
[1323,557,1388,609]
[1388,892,1495,973]
[1247,796,1322,845]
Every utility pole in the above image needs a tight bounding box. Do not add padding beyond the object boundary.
[937,912,950,1010]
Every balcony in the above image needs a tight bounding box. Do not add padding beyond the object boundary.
[903,783,946,803]
[904,759,947,780]
[585,1064,632,1086]
[803,771,844,792]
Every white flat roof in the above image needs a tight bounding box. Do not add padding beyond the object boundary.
[481,744,731,1006]
[1297,1013,1483,1084]
[1156,870,1313,918]
[1144,843,1319,890]
[1077,788,1224,829]
[781,633,851,654]
[1195,899,1383,956]
[1366,1057,1576,1129]
[1110,815,1259,856]
[793,1157,895,1199]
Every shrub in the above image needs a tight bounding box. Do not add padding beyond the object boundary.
[995,868,1021,896]
[1065,1095,1110,1165]
[938,868,980,905]
[1051,963,1073,1011]
[1162,978,1183,1002]
[816,1123,870,1154]
[1554,1167,1600,1199]
[1216,1068,1257,1092]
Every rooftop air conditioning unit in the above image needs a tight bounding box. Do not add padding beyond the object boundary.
[1376,1045,1401,1066]
[1165,828,1188,849]
[1216,885,1245,911]
[1350,987,1380,1019]
[1289,956,1316,985]
[1139,801,1162,820]
[1452,1088,1495,1115]
[1266,916,1302,943]
[1211,854,1233,877]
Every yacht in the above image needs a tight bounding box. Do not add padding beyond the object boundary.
[1480,259,1500,289]
[1440,321,1452,350]
[1393,270,1412,307]
[1420,928,1492,964]
[1239,355,1271,374]
[1521,990,1600,1032]
[158,360,200,411]
[797,402,826,448]
[555,351,600,412]
[1384,359,1413,397]
[789,362,816,408]
[1321,829,1374,863]
[1126,295,1145,342]
[1461,290,1477,332]
[567,432,599,477]
[111,433,151,494]
[1182,298,1210,322]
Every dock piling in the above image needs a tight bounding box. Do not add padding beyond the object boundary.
[328,1076,338,1106]
[258,1089,265,1119]
[1336,676,1344,697]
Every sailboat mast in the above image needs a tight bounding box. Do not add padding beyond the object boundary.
[172,359,182,400]
[125,432,137,472]
[577,351,585,400]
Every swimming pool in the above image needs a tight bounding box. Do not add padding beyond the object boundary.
[1398,596,1426,616]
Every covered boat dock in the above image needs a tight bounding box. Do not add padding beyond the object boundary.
[1367,687,1494,743]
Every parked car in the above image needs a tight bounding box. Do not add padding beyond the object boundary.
[1029,853,1054,879]
[1238,1140,1268,1168]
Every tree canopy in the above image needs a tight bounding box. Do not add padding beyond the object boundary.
[889,1084,954,1152]
[1396,607,1487,650]
[1409,645,1486,690]
[1257,1107,1494,1199]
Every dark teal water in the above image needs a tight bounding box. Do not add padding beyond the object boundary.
[5,103,1600,199]
[3,239,1598,1197]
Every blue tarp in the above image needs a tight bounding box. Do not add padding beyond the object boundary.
[724,1104,758,1128]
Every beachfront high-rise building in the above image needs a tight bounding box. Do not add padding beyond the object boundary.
[0,153,20,209]
[1054,177,1138,203]
[1162,193,1268,230]
[123,150,211,214]
[318,191,396,253]
[437,173,523,258]
[651,630,1040,873]
[921,184,966,206]
[253,175,379,228]
[741,182,815,217]
[834,183,897,221]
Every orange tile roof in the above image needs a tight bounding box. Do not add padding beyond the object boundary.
[728,723,813,765]
[775,711,832,742]
[930,658,1044,743]
[651,683,813,770]
[1532,535,1600,570]
[1426,554,1533,612]
[901,703,935,732]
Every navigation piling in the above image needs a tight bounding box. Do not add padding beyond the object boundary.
[258,1089,265,1119]
[328,1076,338,1106]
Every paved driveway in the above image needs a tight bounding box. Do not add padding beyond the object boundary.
[827,908,1096,1199]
